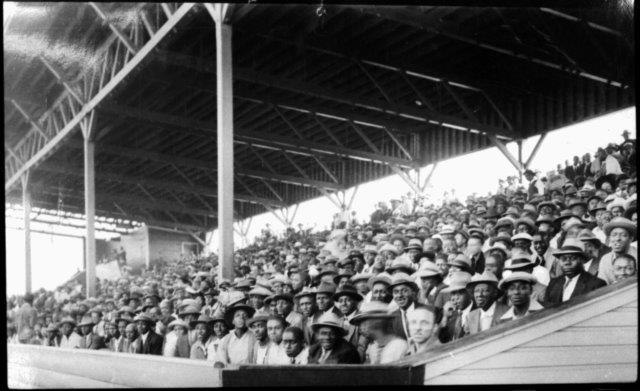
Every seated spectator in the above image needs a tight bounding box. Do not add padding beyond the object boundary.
[59,317,82,349]
[282,326,308,364]
[415,262,447,307]
[247,314,270,364]
[498,272,544,322]
[388,273,423,340]
[190,315,215,360]
[598,217,637,284]
[134,314,163,355]
[264,316,289,364]
[612,254,637,283]
[42,323,61,347]
[124,323,141,353]
[438,271,473,342]
[405,306,441,355]
[464,271,509,335]
[543,238,607,306]
[215,302,256,366]
[368,274,392,304]
[502,249,547,304]
[308,312,360,364]
[350,301,407,364]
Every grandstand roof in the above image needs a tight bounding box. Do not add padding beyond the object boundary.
[4,3,635,234]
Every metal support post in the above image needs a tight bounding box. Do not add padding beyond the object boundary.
[21,174,32,294]
[83,133,96,297]
[209,3,235,281]
[525,132,548,169]
[517,140,523,183]
[487,134,524,174]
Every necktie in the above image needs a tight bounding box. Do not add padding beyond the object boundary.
[402,310,411,338]
[290,357,296,364]
[453,310,463,338]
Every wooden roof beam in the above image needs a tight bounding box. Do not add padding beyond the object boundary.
[348,5,628,88]
[99,103,420,169]
[37,162,287,208]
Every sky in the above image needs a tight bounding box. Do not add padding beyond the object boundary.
[4,107,636,295]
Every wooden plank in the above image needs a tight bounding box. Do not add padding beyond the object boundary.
[426,363,637,385]
[523,325,637,348]
[577,308,637,327]
[8,362,126,388]
[465,345,637,370]
[8,344,223,387]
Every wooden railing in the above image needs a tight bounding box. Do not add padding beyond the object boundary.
[8,278,637,387]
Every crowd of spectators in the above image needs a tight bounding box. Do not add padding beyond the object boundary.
[7,132,637,366]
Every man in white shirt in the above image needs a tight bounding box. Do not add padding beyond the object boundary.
[58,317,82,349]
[282,327,309,364]
[598,217,638,285]
[264,316,290,365]
[215,304,257,366]
[464,271,509,335]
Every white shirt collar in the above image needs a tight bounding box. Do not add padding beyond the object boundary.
[480,301,496,317]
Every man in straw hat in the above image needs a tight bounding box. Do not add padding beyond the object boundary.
[438,271,473,343]
[350,301,407,364]
[464,271,508,335]
[415,262,447,307]
[598,217,637,284]
[163,318,190,358]
[214,301,257,366]
[542,239,606,306]
[190,314,215,360]
[498,272,545,322]
[58,316,82,349]
[388,272,424,340]
[308,311,360,364]
[134,313,163,355]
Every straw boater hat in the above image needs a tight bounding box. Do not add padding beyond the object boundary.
[78,315,94,327]
[224,302,256,326]
[368,273,392,289]
[133,313,154,324]
[318,265,339,279]
[511,232,533,243]
[363,244,378,254]
[333,270,355,284]
[248,286,273,297]
[311,311,347,336]
[577,229,601,245]
[294,287,317,300]
[404,238,423,251]
[271,293,295,304]
[441,271,473,293]
[466,270,499,290]
[349,301,395,325]
[387,272,419,292]
[414,261,441,279]
[552,239,588,259]
[313,282,336,298]
[498,271,538,290]
[59,316,77,328]
[448,253,473,272]
[190,314,213,328]
[603,217,636,236]
[350,272,373,284]
[332,284,363,302]
[379,243,400,255]
[168,318,189,331]
[504,249,536,270]
[226,291,248,307]
[386,257,415,274]
[246,314,270,327]
[178,304,201,317]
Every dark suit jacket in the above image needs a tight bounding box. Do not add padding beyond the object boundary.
[137,330,164,355]
[81,333,105,350]
[542,271,606,306]
[307,338,360,364]
[470,252,485,274]
[464,301,510,335]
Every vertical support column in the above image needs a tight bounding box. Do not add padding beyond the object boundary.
[84,135,96,297]
[212,4,235,281]
[21,174,32,294]
[517,139,523,183]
